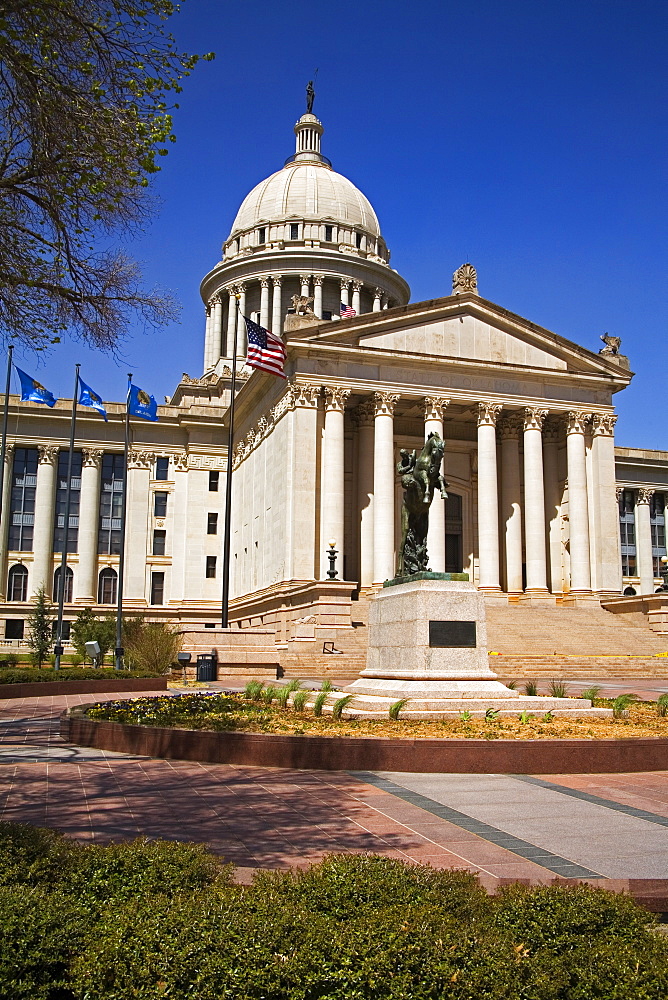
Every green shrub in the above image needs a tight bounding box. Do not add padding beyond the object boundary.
[524,680,538,696]
[275,686,291,708]
[332,694,353,719]
[313,691,328,716]
[613,693,638,718]
[244,679,263,699]
[261,685,278,705]
[320,677,332,693]
[580,686,602,703]
[548,678,568,698]
[284,678,301,693]
[292,689,308,712]
[657,693,668,717]
[0,666,162,684]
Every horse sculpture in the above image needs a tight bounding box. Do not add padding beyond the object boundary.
[396,432,448,577]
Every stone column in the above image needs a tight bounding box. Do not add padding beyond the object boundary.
[373,287,383,312]
[340,278,351,307]
[523,407,550,597]
[498,414,523,594]
[424,396,450,573]
[543,419,563,594]
[354,401,375,587]
[373,392,399,584]
[75,448,103,603]
[259,277,271,329]
[236,283,247,356]
[321,386,350,578]
[211,294,223,363]
[0,444,14,599]
[591,413,622,596]
[565,411,592,594]
[476,403,502,592]
[271,276,283,335]
[352,280,362,315]
[313,275,324,319]
[226,287,237,357]
[203,303,213,369]
[300,274,310,298]
[31,445,59,595]
[635,488,655,595]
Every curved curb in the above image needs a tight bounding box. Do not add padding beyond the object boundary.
[1,677,167,700]
[61,709,668,774]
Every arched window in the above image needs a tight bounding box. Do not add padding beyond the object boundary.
[53,566,73,603]
[8,564,28,602]
[97,568,117,605]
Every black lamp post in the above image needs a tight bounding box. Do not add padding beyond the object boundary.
[327,539,338,579]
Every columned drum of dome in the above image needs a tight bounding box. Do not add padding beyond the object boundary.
[199,110,410,373]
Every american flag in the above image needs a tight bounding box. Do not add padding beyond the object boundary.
[340,302,356,318]
[244,317,287,378]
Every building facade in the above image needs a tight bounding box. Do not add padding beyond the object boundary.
[0,107,666,645]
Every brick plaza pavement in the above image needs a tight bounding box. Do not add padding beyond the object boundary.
[1,689,667,907]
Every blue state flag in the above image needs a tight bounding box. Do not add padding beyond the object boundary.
[79,377,108,421]
[128,382,158,421]
[15,366,58,407]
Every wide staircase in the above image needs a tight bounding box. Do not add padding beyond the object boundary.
[278,593,371,680]
[485,602,668,680]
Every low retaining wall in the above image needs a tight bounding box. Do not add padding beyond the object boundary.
[2,677,167,699]
[61,710,668,773]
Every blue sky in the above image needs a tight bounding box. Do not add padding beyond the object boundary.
[14,0,668,449]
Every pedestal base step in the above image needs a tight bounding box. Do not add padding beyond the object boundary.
[295,691,611,720]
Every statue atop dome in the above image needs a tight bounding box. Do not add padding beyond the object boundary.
[306,79,315,113]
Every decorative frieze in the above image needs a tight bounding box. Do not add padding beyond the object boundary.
[424,396,450,422]
[186,454,226,471]
[232,381,320,469]
[477,402,502,427]
[524,407,549,432]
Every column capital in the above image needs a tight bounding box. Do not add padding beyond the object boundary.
[340,278,351,290]
[313,274,324,286]
[3,443,14,463]
[259,275,271,288]
[323,386,351,411]
[299,273,311,286]
[566,410,591,435]
[524,407,549,432]
[290,383,320,408]
[227,285,237,298]
[210,292,222,305]
[374,392,399,417]
[424,396,450,422]
[38,445,59,465]
[616,486,625,501]
[128,450,154,470]
[82,448,103,469]
[351,279,363,292]
[542,417,562,444]
[477,402,502,427]
[591,412,618,436]
[352,400,376,427]
[637,487,655,505]
[235,282,246,295]
[205,302,211,316]
[375,286,384,298]
[497,413,523,440]
[272,274,283,287]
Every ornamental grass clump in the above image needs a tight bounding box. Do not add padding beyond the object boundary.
[524,680,538,696]
[331,694,353,720]
[389,698,409,721]
[313,691,328,717]
[292,690,309,712]
[657,693,668,717]
[580,686,602,703]
[261,685,278,705]
[548,679,568,698]
[244,680,263,700]
[613,693,638,719]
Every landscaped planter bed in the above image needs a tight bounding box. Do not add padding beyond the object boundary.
[2,676,167,699]
[62,705,668,773]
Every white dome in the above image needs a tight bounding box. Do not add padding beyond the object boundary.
[229,162,381,240]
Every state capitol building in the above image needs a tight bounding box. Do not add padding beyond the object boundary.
[1,106,666,645]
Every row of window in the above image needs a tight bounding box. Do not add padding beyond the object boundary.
[244,225,371,249]
[618,489,666,578]
[8,449,223,557]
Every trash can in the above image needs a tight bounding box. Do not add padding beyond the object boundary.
[196,653,217,682]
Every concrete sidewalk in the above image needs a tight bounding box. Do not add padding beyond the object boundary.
[1,689,667,908]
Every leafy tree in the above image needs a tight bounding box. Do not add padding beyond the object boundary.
[71,607,115,663]
[0,1,213,350]
[26,587,53,667]
[124,619,181,673]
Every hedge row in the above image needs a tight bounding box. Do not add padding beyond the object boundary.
[0,666,164,684]
[0,823,667,999]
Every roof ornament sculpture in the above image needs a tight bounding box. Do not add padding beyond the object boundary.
[291,293,315,316]
[599,332,622,355]
[396,433,448,577]
[452,262,478,295]
[306,78,315,113]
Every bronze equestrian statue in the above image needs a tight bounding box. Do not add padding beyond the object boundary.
[396,433,448,577]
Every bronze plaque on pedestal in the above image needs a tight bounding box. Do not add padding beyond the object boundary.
[428,621,476,647]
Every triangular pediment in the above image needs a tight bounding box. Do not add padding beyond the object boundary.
[285,293,632,380]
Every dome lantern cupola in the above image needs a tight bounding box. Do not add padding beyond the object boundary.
[290,113,328,166]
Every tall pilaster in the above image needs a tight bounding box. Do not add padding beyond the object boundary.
[203,303,213,370]
[591,413,622,595]
[0,444,14,599]
[424,396,450,573]
[75,449,103,602]
[211,294,223,364]
[271,276,283,335]
[542,419,563,594]
[635,488,655,595]
[31,445,59,595]
[321,386,350,578]
[498,414,523,594]
[313,275,324,319]
[523,407,549,596]
[226,287,237,357]
[354,401,375,587]
[352,280,362,315]
[259,277,271,329]
[476,402,502,592]
[236,283,247,356]
[373,392,399,584]
[566,411,592,594]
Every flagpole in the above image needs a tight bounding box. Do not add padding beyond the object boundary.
[221,302,241,628]
[114,375,132,670]
[0,345,14,530]
[54,364,80,671]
